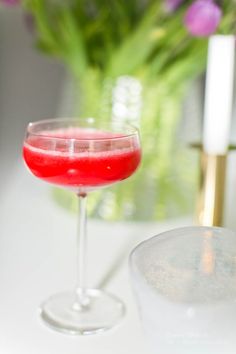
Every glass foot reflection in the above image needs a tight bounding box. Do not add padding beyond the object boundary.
[40,289,125,335]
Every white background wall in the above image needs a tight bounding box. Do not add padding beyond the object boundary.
[0,7,64,187]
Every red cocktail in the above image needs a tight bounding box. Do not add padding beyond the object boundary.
[23,118,141,335]
[23,128,141,191]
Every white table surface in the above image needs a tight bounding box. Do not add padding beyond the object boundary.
[0,159,193,354]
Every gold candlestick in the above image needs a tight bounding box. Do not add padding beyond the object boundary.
[197,152,227,227]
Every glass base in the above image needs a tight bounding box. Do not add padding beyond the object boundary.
[39,289,125,335]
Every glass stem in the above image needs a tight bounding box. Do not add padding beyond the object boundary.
[75,193,89,309]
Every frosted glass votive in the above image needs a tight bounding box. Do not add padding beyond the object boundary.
[130,226,236,354]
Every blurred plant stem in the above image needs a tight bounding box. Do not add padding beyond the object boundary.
[54,59,205,220]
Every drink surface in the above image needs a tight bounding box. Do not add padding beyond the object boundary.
[23,128,141,190]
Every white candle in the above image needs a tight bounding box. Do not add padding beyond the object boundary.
[203,35,235,155]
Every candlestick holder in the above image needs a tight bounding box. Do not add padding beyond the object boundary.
[197,151,227,227]
[190,143,234,226]
[192,145,236,227]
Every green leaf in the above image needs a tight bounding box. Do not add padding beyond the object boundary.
[55,9,88,77]
[106,3,162,77]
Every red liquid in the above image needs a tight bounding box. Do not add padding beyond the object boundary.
[23,128,141,190]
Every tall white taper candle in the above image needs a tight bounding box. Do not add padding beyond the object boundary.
[203,35,235,155]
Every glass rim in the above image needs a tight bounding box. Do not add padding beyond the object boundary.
[129,226,236,307]
[129,225,233,268]
[26,117,140,142]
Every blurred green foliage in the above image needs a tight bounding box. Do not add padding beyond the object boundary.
[21,0,235,220]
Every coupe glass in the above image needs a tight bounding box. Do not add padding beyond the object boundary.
[23,118,141,334]
[130,226,236,354]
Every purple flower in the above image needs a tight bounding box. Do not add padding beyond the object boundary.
[0,0,20,5]
[184,0,222,37]
[165,0,184,12]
